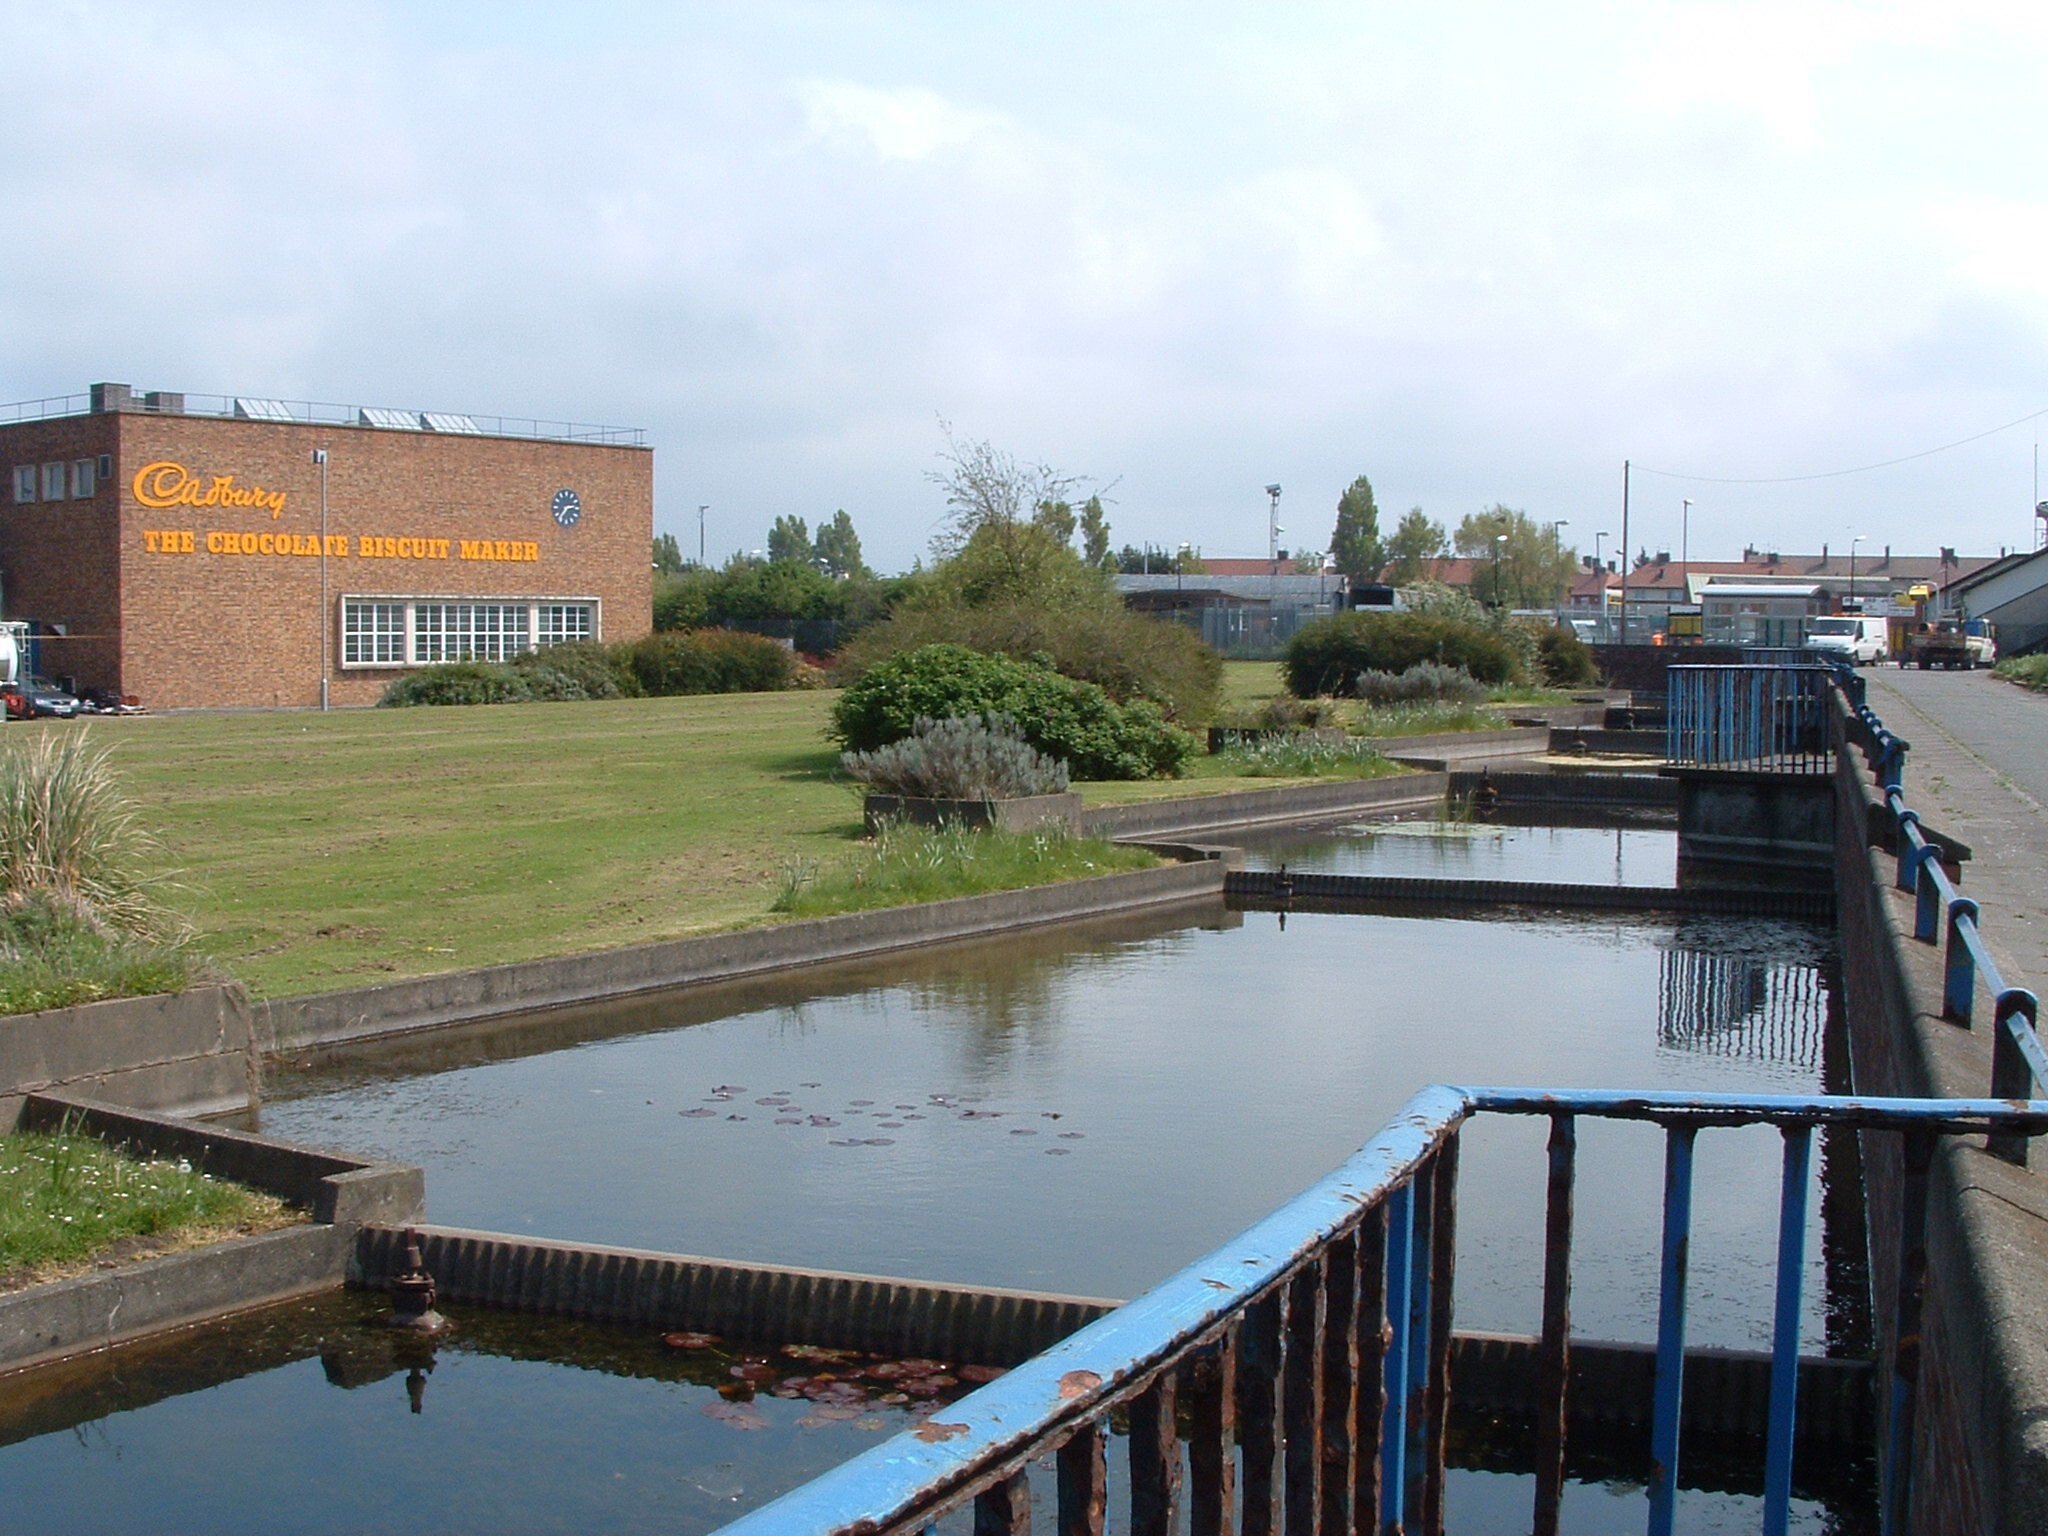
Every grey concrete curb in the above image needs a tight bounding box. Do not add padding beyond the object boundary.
[258,857,1227,1057]
[0,1093,425,1374]
[351,1225,1119,1368]
[1227,870,1834,919]
[1447,769,1679,806]
[0,984,255,1121]
[1080,771,1446,839]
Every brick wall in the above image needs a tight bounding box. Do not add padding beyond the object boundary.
[0,415,123,691]
[2,408,652,709]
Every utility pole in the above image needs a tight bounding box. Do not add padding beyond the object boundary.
[313,448,329,712]
[698,504,709,566]
[1619,460,1632,646]
[1681,498,1692,566]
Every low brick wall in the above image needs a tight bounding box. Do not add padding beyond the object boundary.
[0,1092,423,1373]
[1832,699,2048,1536]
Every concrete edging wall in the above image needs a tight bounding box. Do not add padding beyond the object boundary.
[1080,771,1446,839]
[0,1092,424,1373]
[1832,699,2048,1536]
[0,985,255,1121]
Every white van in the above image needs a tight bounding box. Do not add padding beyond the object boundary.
[1805,614,1888,665]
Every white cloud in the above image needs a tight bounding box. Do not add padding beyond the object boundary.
[796,79,1008,162]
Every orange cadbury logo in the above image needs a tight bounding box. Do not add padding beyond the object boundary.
[132,461,288,518]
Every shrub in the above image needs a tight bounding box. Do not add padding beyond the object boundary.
[379,662,535,707]
[1532,623,1600,687]
[0,732,169,937]
[843,715,1070,800]
[622,629,798,697]
[833,599,1223,722]
[1283,612,1523,697]
[512,640,627,700]
[1994,654,2048,690]
[830,644,1196,780]
[1350,661,1487,706]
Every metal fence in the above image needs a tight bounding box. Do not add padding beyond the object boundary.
[0,390,645,445]
[1839,675,2048,1160]
[1667,664,1835,773]
[716,1085,2047,1536]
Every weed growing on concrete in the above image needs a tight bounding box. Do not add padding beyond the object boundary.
[770,821,1155,918]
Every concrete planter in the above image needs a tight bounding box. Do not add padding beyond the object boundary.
[863,791,1083,837]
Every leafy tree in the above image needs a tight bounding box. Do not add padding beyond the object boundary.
[812,510,867,579]
[1384,507,1449,584]
[1292,549,1327,575]
[1078,496,1113,570]
[652,532,685,575]
[1328,475,1385,582]
[1453,505,1579,610]
[1032,499,1077,546]
[767,515,812,566]
[1114,543,1206,575]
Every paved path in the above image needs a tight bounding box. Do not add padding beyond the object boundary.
[1865,667,2048,994]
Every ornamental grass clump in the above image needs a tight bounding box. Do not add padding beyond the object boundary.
[0,732,200,1014]
[841,714,1069,800]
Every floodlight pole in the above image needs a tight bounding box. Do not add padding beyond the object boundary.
[698,504,709,566]
[314,448,329,711]
[1619,460,1632,646]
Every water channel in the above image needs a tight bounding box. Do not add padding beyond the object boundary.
[4,815,1870,1533]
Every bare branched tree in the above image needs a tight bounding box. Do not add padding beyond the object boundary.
[927,422,1091,559]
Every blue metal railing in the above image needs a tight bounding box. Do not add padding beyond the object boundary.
[1668,664,1834,772]
[717,1087,2048,1536]
[1838,675,2048,1161]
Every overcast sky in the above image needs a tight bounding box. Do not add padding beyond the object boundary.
[6,2,2048,571]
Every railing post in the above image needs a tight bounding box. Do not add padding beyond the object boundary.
[1532,1115,1575,1536]
[975,1472,1032,1536]
[1880,1131,1935,1536]
[1378,1181,1414,1536]
[1185,1337,1235,1536]
[1130,1371,1182,1536]
[1420,1136,1459,1536]
[1878,737,1905,792]
[1321,1232,1361,1536]
[1240,1289,1286,1536]
[1762,1126,1813,1536]
[1648,1125,1697,1536]
[1282,1263,1325,1536]
[1353,1206,1388,1536]
[1988,990,2041,1167]
[1942,898,1980,1023]
[1058,1422,1109,1536]
[1912,849,1942,942]
[1893,810,1921,892]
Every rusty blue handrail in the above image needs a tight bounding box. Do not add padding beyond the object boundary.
[716,1086,2048,1536]
[1839,669,2048,1162]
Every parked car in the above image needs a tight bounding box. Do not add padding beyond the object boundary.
[2,676,82,719]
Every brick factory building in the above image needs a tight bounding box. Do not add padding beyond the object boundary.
[0,382,652,709]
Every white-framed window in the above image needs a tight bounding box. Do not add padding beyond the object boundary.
[537,602,594,647]
[11,465,34,504]
[338,596,599,668]
[341,600,406,664]
[70,459,95,498]
[40,463,66,501]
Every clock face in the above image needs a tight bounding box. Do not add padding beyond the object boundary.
[551,488,582,528]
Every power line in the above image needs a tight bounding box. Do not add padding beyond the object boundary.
[1634,405,2048,485]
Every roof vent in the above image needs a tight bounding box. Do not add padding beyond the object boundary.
[89,382,134,414]
[233,397,294,422]
[358,406,422,431]
[145,391,185,413]
[421,412,481,434]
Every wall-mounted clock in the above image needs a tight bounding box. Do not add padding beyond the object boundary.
[551,488,583,528]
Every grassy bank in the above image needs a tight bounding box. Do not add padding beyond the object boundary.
[0,1129,296,1290]
[772,823,1157,918]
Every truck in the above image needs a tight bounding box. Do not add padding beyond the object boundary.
[0,621,23,688]
[1906,620,1996,670]
[1804,614,1889,665]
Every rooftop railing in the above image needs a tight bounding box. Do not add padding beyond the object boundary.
[0,391,644,446]
[718,1085,2048,1536]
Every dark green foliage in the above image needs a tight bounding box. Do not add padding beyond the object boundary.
[833,599,1222,722]
[812,510,867,579]
[652,532,685,575]
[1534,623,1600,687]
[620,629,798,696]
[378,661,537,707]
[1078,496,1113,570]
[1384,507,1449,583]
[1283,612,1523,697]
[830,645,1196,780]
[513,640,628,700]
[842,714,1070,799]
[767,514,812,565]
[1329,475,1384,581]
[651,559,921,649]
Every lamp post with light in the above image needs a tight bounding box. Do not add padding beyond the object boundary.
[1551,519,1570,618]
[313,448,329,712]
[1849,534,1864,612]
[1681,499,1692,566]
[1492,532,1507,612]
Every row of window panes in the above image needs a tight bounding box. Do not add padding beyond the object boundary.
[11,456,110,503]
[340,598,596,666]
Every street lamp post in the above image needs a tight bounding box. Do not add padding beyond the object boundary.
[1594,531,1612,640]
[1551,520,1569,618]
[1849,534,1864,611]
[1492,532,1507,612]
[1681,499,1692,566]
[313,448,329,712]
[698,504,709,566]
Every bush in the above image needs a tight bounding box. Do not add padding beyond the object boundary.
[830,644,1196,780]
[1994,654,2048,690]
[621,628,798,696]
[1350,661,1487,706]
[379,662,535,707]
[513,640,627,700]
[1532,623,1600,687]
[833,599,1223,722]
[0,731,169,937]
[842,715,1070,799]
[1283,612,1523,697]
